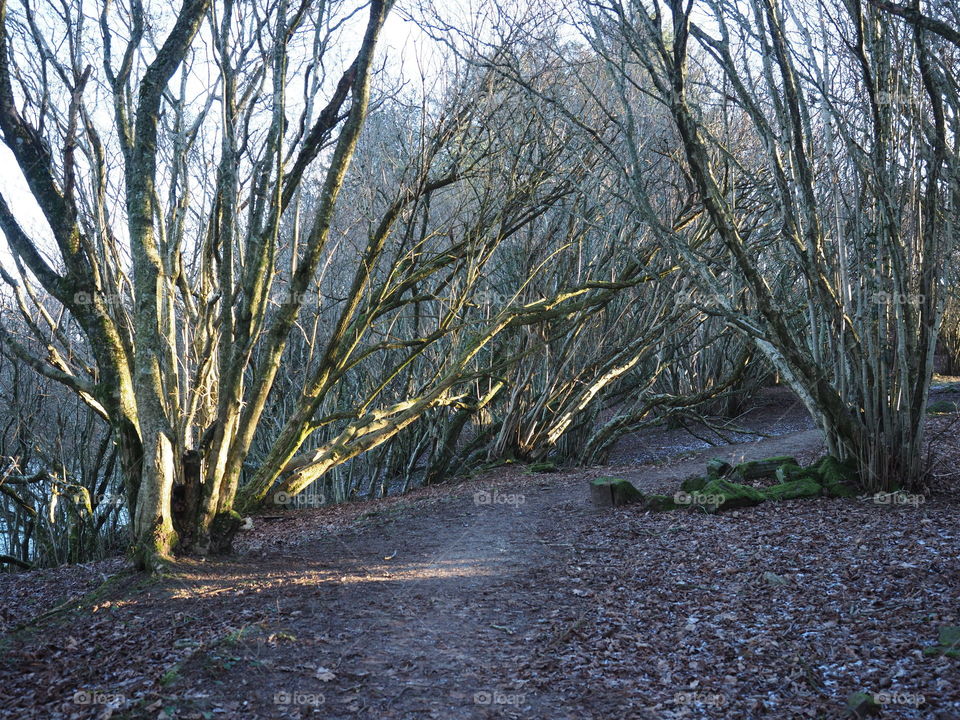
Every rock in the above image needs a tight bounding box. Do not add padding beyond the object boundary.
[763,477,823,501]
[845,691,881,718]
[680,475,708,492]
[698,477,766,512]
[590,477,644,507]
[731,456,798,480]
[642,494,685,511]
[775,462,805,482]
[706,458,733,479]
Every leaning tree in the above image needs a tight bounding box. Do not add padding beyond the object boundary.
[0,0,399,567]
[568,0,960,491]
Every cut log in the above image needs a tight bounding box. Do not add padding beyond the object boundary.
[763,477,823,501]
[706,458,733,479]
[775,462,804,482]
[680,475,708,492]
[590,477,644,507]
[0,554,32,570]
[697,477,766,512]
[731,455,798,480]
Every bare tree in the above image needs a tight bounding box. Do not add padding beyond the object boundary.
[564,0,959,491]
[0,0,396,567]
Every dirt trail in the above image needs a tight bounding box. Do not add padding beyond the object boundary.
[167,426,829,719]
[4,420,959,718]
[1,426,826,719]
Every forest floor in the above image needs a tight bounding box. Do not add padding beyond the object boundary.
[2,387,960,719]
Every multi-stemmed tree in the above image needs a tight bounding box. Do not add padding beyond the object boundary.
[0,0,398,567]
[570,0,958,490]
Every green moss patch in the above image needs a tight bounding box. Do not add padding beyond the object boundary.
[730,455,798,480]
[591,455,865,515]
[923,626,960,658]
[657,455,861,514]
[926,400,958,415]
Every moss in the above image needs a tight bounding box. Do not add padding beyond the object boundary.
[211,509,242,533]
[822,480,860,498]
[591,477,644,507]
[923,626,960,658]
[813,456,861,497]
[698,478,766,512]
[706,458,733,479]
[846,691,881,717]
[775,462,805,482]
[133,522,178,572]
[680,475,708,492]
[731,456,798,480]
[207,510,243,555]
[762,477,823,501]
[160,663,182,686]
[642,494,685,511]
[926,400,958,415]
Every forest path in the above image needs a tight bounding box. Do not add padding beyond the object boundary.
[5,416,960,719]
[9,423,832,719]
[157,423,828,719]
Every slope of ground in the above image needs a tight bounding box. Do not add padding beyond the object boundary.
[2,398,959,719]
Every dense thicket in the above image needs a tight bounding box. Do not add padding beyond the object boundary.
[0,0,956,569]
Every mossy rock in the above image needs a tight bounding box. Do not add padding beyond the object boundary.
[698,477,766,512]
[813,456,860,497]
[926,400,958,415]
[762,477,823,501]
[775,462,805,482]
[706,458,733,479]
[680,475,708,492]
[591,477,644,508]
[657,455,863,515]
[846,691,881,718]
[732,456,798,480]
[822,480,860,498]
[642,494,685,511]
